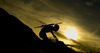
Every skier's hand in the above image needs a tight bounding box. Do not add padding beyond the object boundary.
[53,35,56,38]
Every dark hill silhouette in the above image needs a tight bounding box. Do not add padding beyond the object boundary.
[0,8,79,53]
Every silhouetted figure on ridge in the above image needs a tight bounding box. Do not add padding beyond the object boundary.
[35,22,62,40]
[39,24,59,40]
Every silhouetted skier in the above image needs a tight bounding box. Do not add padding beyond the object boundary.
[38,24,60,40]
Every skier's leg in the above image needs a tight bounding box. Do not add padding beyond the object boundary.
[39,31,48,40]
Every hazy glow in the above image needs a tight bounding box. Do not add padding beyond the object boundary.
[63,40,71,44]
[64,26,79,40]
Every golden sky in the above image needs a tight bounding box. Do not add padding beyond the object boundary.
[0,0,100,52]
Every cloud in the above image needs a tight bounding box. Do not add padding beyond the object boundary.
[0,0,100,52]
[86,2,93,6]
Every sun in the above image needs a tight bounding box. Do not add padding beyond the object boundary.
[64,26,79,40]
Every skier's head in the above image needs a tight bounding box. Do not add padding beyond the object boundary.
[54,24,59,31]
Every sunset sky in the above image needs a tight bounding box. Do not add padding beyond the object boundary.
[0,0,100,52]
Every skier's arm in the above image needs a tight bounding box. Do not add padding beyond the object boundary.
[51,31,56,38]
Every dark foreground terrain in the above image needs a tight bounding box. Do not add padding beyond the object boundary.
[0,8,79,53]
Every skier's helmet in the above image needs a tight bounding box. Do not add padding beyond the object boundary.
[54,24,59,31]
